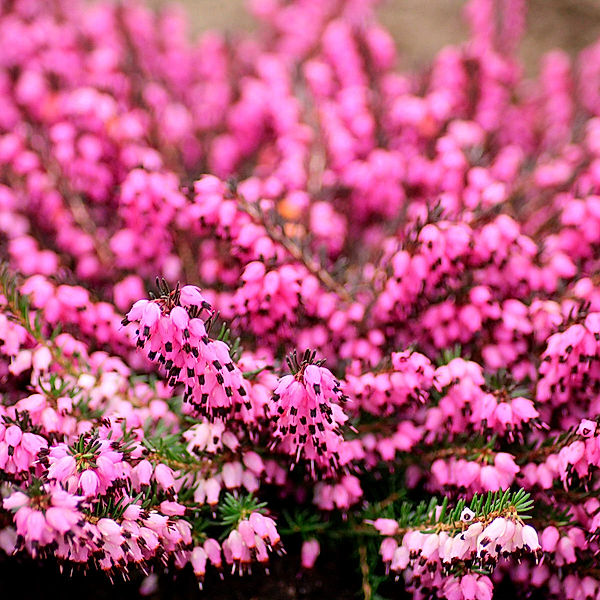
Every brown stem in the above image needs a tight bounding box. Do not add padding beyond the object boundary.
[174,230,200,286]
[24,129,114,270]
[358,544,373,600]
[237,195,353,303]
[146,451,211,476]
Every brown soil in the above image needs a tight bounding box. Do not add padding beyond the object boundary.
[0,546,372,600]
[150,0,600,72]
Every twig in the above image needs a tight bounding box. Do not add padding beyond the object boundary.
[0,267,79,377]
[237,195,353,303]
[359,544,373,600]
[24,129,114,270]
[174,229,200,286]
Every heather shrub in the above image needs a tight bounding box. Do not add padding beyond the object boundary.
[0,0,599,598]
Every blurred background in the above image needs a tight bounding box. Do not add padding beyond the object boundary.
[146,0,600,72]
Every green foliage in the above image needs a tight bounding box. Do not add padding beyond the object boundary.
[1,410,41,435]
[436,344,463,366]
[143,425,196,467]
[281,507,328,538]
[484,368,532,398]
[372,488,534,536]
[215,322,242,362]
[242,366,268,380]
[69,431,102,465]
[218,492,267,529]
[72,394,105,421]
[90,492,144,520]
[38,374,76,399]
[0,264,39,338]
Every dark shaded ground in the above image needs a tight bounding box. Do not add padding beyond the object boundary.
[0,546,369,600]
[0,550,554,599]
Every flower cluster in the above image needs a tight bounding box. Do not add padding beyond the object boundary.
[1,0,600,597]
[270,350,351,474]
[221,512,282,574]
[374,492,540,594]
[124,283,249,421]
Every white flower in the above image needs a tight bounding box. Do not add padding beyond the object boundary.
[421,533,440,559]
[460,507,476,522]
[522,524,540,552]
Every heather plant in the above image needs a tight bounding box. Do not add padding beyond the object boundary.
[1,0,600,598]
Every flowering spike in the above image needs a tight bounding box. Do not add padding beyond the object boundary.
[270,354,349,474]
[126,287,246,421]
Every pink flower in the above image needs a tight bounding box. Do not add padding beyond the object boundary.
[190,546,207,580]
[369,518,399,536]
[301,539,320,568]
[522,524,541,552]
[48,455,76,481]
[79,470,100,496]
[154,463,176,493]
[577,419,597,438]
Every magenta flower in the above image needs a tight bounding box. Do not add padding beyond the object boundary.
[1,0,600,594]
[47,434,125,497]
[3,484,83,552]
